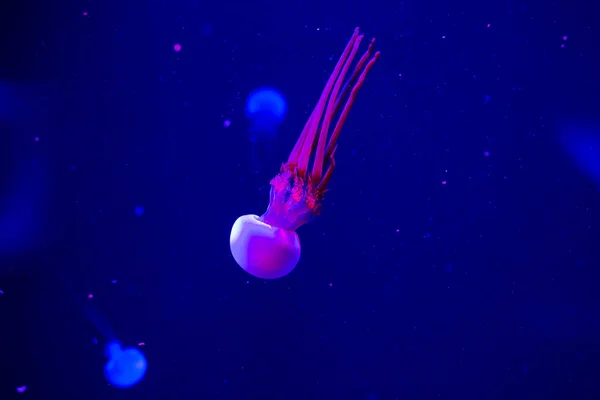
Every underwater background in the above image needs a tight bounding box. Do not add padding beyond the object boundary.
[1,0,600,399]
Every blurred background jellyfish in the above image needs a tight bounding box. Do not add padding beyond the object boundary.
[60,275,148,390]
[0,82,48,259]
[559,118,600,187]
[104,340,148,389]
[245,87,287,142]
[244,87,288,172]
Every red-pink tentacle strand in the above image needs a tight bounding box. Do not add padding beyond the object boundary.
[311,34,363,184]
[316,145,337,193]
[295,28,359,178]
[333,38,376,116]
[324,51,380,162]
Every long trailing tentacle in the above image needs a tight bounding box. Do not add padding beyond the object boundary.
[292,28,360,177]
[285,28,379,196]
[311,34,364,184]
[333,38,376,117]
[324,51,380,162]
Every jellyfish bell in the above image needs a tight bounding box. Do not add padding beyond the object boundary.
[104,341,147,389]
[245,87,287,123]
[245,87,287,141]
[230,214,301,279]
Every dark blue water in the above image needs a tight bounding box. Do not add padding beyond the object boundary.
[1,0,600,399]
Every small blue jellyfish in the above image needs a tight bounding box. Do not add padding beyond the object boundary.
[104,341,147,388]
[245,87,287,140]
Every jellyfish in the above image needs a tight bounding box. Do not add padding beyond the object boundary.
[246,87,287,145]
[59,273,148,389]
[230,28,379,279]
[104,341,148,388]
[246,87,287,128]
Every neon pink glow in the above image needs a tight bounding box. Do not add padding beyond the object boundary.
[229,28,379,280]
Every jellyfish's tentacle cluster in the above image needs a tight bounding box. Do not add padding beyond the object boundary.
[230,28,379,280]
[261,27,379,231]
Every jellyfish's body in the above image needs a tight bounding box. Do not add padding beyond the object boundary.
[230,215,300,279]
[230,28,379,279]
[104,341,147,389]
[246,87,288,142]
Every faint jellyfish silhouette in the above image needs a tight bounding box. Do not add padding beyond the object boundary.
[104,340,148,388]
[559,118,600,186]
[60,274,148,390]
[245,87,287,142]
[0,83,47,258]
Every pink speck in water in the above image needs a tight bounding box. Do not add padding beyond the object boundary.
[82,11,88,16]
[173,43,182,52]
[484,151,490,157]
[87,293,93,299]
[487,23,491,28]
[34,136,39,142]
[138,342,145,346]
[16,386,27,393]
[563,36,568,41]
[441,180,447,185]
[223,119,231,128]
[328,283,333,287]
[0,289,4,295]
[561,44,565,48]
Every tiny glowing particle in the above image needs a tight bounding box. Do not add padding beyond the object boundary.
[562,35,568,41]
[134,206,145,216]
[441,180,447,185]
[487,23,491,28]
[16,386,27,393]
[138,342,145,346]
[484,151,490,157]
[223,119,231,128]
[0,289,4,295]
[88,293,94,299]
[34,136,39,142]
[82,11,88,16]
[173,43,182,52]
[328,283,333,287]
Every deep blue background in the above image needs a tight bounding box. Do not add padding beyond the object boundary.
[2,0,600,399]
